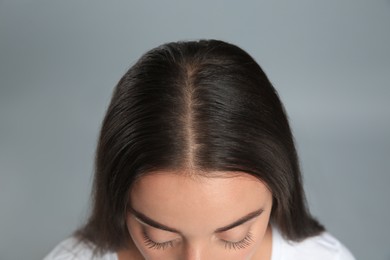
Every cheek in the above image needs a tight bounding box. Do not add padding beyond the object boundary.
[235,249,256,260]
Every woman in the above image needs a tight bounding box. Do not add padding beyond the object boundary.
[44,40,355,259]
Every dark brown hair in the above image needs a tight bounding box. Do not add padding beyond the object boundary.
[76,39,324,253]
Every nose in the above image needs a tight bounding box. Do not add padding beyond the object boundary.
[184,247,201,260]
[182,243,207,260]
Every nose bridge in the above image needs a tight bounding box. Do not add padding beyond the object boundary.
[183,241,208,260]
[184,245,201,260]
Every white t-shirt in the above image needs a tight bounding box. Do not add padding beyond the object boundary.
[43,226,355,260]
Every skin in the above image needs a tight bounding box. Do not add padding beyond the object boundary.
[119,170,273,260]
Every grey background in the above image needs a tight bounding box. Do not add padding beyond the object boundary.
[1,1,389,259]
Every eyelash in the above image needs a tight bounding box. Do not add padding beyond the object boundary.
[222,231,254,250]
[142,230,174,250]
[142,230,254,251]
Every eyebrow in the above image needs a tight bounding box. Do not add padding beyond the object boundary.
[128,207,264,234]
[129,207,181,233]
[214,208,264,233]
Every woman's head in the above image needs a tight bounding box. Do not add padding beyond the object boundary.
[77,40,323,256]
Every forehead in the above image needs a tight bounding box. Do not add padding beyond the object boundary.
[129,171,272,234]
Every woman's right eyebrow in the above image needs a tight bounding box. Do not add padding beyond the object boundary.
[129,207,181,233]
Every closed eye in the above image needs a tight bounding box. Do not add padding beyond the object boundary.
[142,230,175,250]
[222,231,254,250]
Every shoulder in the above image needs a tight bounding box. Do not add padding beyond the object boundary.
[273,226,355,260]
[43,237,117,260]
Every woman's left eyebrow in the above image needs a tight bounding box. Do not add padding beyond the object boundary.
[214,208,264,233]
